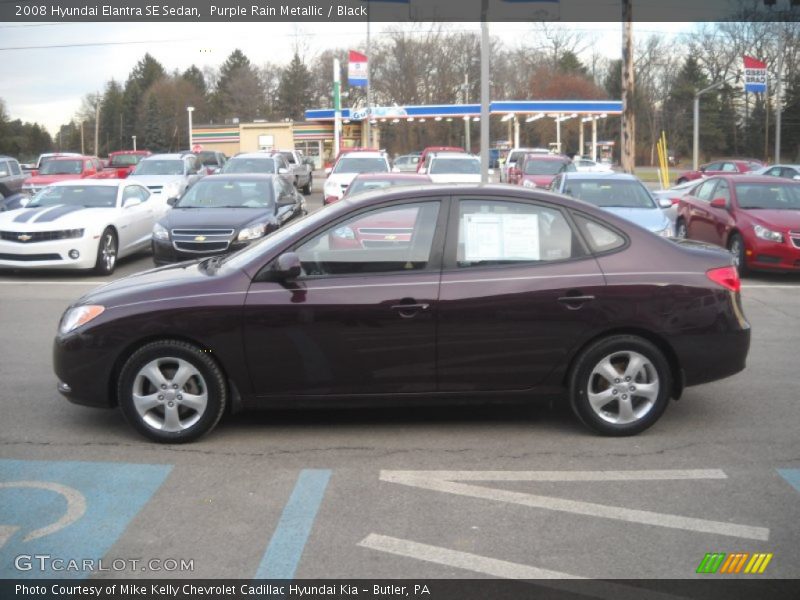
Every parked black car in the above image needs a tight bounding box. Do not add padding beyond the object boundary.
[56,184,750,443]
[152,174,306,265]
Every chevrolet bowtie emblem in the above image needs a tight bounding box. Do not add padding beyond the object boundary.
[194,235,206,241]
[17,234,32,242]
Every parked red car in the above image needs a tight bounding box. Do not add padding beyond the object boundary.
[104,150,152,178]
[675,159,764,185]
[508,154,575,188]
[22,156,117,195]
[675,175,800,273]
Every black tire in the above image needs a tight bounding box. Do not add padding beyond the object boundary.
[675,218,688,239]
[301,175,312,195]
[94,227,118,275]
[118,340,227,443]
[568,335,672,436]
[728,233,748,276]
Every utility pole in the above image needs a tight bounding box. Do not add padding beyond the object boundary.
[365,16,371,147]
[775,31,784,163]
[463,73,471,152]
[94,98,100,156]
[479,0,490,183]
[620,0,635,173]
[333,58,342,157]
[693,81,724,170]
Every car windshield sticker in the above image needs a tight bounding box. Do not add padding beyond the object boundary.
[464,213,540,261]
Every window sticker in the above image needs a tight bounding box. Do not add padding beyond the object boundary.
[463,213,540,261]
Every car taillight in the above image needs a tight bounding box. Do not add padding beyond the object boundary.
[706,266,741,293]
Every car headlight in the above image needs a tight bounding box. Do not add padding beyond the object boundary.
[324,180,342,197]
[162,181,181,198]
[237,222,267,241]
[152,223,169,241]
[59,305,105,335]
[753,224,783,243]
[523,180,535,188]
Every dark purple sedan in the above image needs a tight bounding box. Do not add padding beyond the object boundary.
[53,184,750,442]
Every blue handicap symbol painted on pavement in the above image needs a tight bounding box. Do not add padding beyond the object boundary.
[777,468,800,495]
[0,459,172,579]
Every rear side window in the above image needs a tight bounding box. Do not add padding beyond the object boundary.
[9,160,21,175]
[573,214,626,254]
[455,199,583,267]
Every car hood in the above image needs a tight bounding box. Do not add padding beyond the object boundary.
[326,173,361,186]
[601,207,670,232]
[160,207,275,230]
[522,174,556,187]
[744,209,800,230]
[0,204,115,230]
[24,174,82,185]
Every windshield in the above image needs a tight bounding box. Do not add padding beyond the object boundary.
[109,154,144,167]
[333,157,388,174]
[735,183,800,210]
[28,185,117,208]
[279,152,296,164]
[348,177,424,195]
[222,158,276,174]
[39,160,83,175]
[132,159,184,176]
[523,160,568,176]
[198,151,221,166]
[564,179,657,209]
[430,158,480,175]
[176,180,275,208]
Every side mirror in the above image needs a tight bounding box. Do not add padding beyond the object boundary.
[658,198,673,209]
[272,252,302,280]
[324,167,332,176]
[278,167,289,174]
[277,194,296,207]
[166,196,179,207]
[709,198,727,209]
[123,197,142,208]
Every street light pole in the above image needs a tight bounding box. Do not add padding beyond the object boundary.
[186,106,195,150]
[692,81,724,171]
[479,0,490,183]
[463,73,470,152]
[132,135,137,151]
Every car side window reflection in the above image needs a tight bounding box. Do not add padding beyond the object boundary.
[573,214,626,254]
[695,180,718,202]
[715,180,730,203]
[456,200,582,267]
[295,201,441,277]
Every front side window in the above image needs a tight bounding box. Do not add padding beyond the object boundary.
[295,201,441,277]
[695,179,718,202]
[721,162,737,172]
[714,180,731,204]
[10,160,21,175]
[455,200,582,267]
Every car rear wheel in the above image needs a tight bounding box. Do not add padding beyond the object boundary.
[118,340,227,443]
[675,219,688,239]
[569,335,671,436]
[728,233,748,275]
[301,175,312,195]
[93,228,117,275]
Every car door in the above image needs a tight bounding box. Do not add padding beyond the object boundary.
[437,195,606,392]
[682,178,719,243]
[243,198,446,398]
[273,179,296,225]
[117,184,153,252]
[705,179,736,245]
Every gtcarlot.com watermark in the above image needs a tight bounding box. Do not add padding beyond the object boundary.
[14,554,194,573]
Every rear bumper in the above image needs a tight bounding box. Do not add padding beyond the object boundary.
[672,326,750,387]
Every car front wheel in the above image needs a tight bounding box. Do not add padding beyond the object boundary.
[94,228,117,275]
[728,233,748,276]
[302,175,312,195]
[118,340,227,443]
[569,335,672,436]
[675,219,688,239]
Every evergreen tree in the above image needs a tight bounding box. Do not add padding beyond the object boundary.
[182,65,207,97]
[122,54,166,141]
[781,71,800,161]
[276,53,314,121]
[212,49,264,121]
[141,95,166,151]
[100,80,125,154]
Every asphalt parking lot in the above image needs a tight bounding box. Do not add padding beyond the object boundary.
[0,179,799,582]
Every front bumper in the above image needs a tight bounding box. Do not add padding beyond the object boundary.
[151,237,250,265]
[0,236,98,270]
[745,235,800,271]
[54,331,119,408]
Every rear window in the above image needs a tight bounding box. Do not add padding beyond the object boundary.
[222,158,276,174]
[430,158,480,175]
[333,157,389,174]
[523,159,568,176]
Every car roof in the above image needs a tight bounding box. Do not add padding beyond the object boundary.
[142,153,194,160]
[562,172,638,181]
[231,152,281,159]
[336,151,386,159]
[352,173,431,181]
[430,152,477,159]
[49,179,125,187]
[708,175,800,184]
[196,173,281,182]
[522,153,569,161]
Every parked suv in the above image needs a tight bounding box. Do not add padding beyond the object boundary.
[129,153,204,211]
[323,149,391,205]
[221,152,294,187]
[0,156,27,208]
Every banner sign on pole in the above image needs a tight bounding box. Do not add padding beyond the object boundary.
[743,56,767,93]
[348,50,368,87]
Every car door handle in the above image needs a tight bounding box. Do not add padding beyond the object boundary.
[390,302,430,318]
[557,294,595,308]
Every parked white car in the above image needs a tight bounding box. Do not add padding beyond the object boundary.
[424,153,483,183]
[323,150,391,205]
[0,179,158,274]
[573,158,614,173]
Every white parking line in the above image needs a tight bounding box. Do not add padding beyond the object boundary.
[359,534,690,600]
[380,470,769,541]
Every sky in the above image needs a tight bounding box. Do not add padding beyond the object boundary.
[0,21,696,136]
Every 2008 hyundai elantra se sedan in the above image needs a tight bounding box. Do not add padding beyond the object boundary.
[53,184,750,443]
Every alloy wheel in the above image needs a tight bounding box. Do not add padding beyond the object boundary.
[586,351,659,425]
[131,357,208,432]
